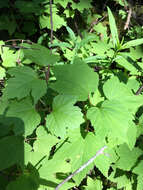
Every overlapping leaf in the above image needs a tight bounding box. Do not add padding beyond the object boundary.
[50,61,99,101]
[103,76,143,114]
[4,66,47,103]
[46,95,84,138]
[39,133,109,186]
[3,98,41,136]
[34,126,59,156]
[115,144,142,171]
[0,136,24,170]
[22,43,59,66]
[87,99,133,145]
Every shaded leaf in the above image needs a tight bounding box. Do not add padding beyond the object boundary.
[4,66,47,103]
[22,43,59,66]
[50,61,99,101]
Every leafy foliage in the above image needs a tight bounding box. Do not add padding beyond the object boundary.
[1,0,143,190]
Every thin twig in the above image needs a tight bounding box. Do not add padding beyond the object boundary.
[135,84,143,95]
[50,0,53,46]
[74,21,83,39]
[4,39,32,44]
[55,146,107,190]
[0,45,39,50]
[45,65,50,84]
[89,15,107,33]
[124,7,132,30]
[16,40,24,64]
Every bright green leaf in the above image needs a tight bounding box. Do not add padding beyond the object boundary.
[122,38,143,49]
[46,95,84,138]
[0,66,6,79]
[34,126,59,156]
[87,100,133,144]
[107,7,119,47]
[115,144,142,171]
[83,177,103,190]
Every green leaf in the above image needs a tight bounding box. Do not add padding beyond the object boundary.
[1,49,17,67]
[34,126,59,156]
[39,133,108,185]
[71,0,92,12]
[107,7,119,47]
[103,77,143,114]
[132,160,143,175]
[50,61,99,101]
[4,66,47,103]
[89,90,104,106]
[108,168,131,189]
[46,95,84,138]
[22,43,59,66]
[103,77,132,100]
[0,136,24,170]
[39,6,66,31]
[83,177,103,190]
[87,100,133,144]
[122,38,143,49]
[115,144,142,171]
[15,1,41,14]
[0,66,5,79]
[6,164,39,190]
[3,98,41,136]
[66,26,76,42]
[137,175,143,190]
[54,0,72,8]
[115,55,138,73]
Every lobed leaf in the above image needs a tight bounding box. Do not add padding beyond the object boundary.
[50,60,99,101]
[46,95,84,138]
[4,66,47,104]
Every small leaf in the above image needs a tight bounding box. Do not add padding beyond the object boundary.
[66,26,76,42]
[34,126,59,157]
[0,66,5,79]
[107,7,119,47]
[83,177,103,190]
[122,39,143,49]
[115,144,142,171]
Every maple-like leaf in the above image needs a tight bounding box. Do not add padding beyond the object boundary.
[34,126,59,156]
[115,144,142,171]
[22,43,59,66]
[103,76,143,114]
[46,95,84,138]
[39,133,109,185]
[87,99,133,145]
[4,98,41,136]
[50,61,99,101]
[4,66,47,103]
[39,6,66,31]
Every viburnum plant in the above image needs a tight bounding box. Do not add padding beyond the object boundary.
[1,3,143,190]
